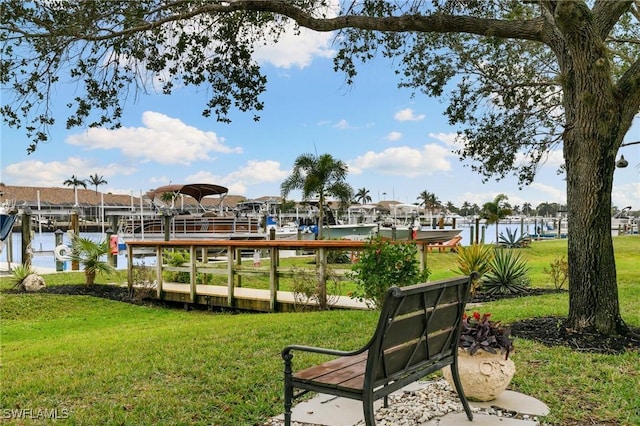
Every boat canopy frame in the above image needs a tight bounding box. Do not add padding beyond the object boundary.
[147,183,229,213]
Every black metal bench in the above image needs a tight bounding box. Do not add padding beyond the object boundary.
[281,274,476,425]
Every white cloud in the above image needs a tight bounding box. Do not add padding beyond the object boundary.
[394,108,426,122]
[66,111,242,165]
[253,27,336,69]
[428,132,459,147]
[334,119,349,129]
[386,131,402,142]
[251,1,339,69]
[184,160,288,196]
[612,181,640,209]
[349,144,452,177]
[540,149,565,168]
[530,182,567,204]
[225,160,288,184]
[2,157,135,187]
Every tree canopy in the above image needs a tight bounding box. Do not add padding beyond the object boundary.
[2,1,639,335]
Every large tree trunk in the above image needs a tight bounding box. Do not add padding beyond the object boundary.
[557,2,627,335]
[562,72,625,336]
[565,134,624,334]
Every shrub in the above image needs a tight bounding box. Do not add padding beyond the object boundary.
[130,262,157,301]
[163,250,191,283]
[162,250,212,284]
[543,256,569,290]
[455,243,495,295]
[290,267,342,311]
[327,250,351,264]
[481,248,530,295]
[348,237,429,309]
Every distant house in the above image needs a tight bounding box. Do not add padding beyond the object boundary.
[0,184,250,217]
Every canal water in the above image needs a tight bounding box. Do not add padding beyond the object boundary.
[0,222,547,272]
[0,231,132,271]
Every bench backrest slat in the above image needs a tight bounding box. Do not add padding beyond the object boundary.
[364,276,471,389]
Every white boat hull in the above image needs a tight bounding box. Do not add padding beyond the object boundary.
[378,227,462,244]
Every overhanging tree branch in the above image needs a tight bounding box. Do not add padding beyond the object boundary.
[593,0,635,39]
[2,1,548,43]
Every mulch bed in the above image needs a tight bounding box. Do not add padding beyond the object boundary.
[511,316,640,354]
[8,284,640,354]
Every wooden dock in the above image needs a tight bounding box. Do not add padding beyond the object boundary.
[126,239,433,312]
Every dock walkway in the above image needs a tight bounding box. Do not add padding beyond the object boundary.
[126,239,432,312]
[160,282,368,310]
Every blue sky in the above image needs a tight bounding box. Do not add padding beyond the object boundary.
[2,24,639,211]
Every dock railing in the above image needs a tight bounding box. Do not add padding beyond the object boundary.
[126,239,432,312]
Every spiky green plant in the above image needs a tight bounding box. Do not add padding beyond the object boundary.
[455,243,495,294]
[69,236,115,285]
[9,264,38,290]
[498,228,529,248]
[481,248,530,295]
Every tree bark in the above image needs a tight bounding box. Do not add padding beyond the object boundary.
[565,127,624,334]
[559,11,626,333]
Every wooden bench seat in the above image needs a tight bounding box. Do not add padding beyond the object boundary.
[282,274,476,425]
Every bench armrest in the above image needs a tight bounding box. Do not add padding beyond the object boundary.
[282,344,366,360]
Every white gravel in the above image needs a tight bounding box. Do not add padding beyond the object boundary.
[263,379,543,426]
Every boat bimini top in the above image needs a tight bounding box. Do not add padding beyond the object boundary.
[147,183,229,212]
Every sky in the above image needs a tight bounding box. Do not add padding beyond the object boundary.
[1,23,639,212]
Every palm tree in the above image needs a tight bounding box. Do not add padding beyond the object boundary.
[354,187,372,205]
[86,174,107,218]
[417,190,440,216]
[160,191,178,208]
[87,173,107,195]
[281,153,353,240]
[460,201,472,217]
[63,174,87,189]
[63,174,87,207]
[481,193,512,243]
[445,201,457,214]
[69,235,115,285]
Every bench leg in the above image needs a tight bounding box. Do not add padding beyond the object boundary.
[450,360,474,421]
[283,354,293,426]
[363,395,376,426]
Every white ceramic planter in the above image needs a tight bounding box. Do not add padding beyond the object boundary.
[442,349,515,402]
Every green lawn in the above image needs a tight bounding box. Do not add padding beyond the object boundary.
[1,236,638,425]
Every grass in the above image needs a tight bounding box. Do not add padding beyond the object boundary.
[1,236,638,425]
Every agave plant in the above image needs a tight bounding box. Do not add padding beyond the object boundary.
[498,228,529,248]
[455,243,495,294]
[69,236,115,285]
[9,264,38,290]
[482,248,530,295]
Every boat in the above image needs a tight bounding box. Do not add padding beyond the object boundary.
[118,183,264,241]
[265,216,316,241]
[322,223,378,240]
[377,225,463,244]
[375,204,463,243]
[612,206,636,234]
[0,199,18,256]
[1,200,18,242]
